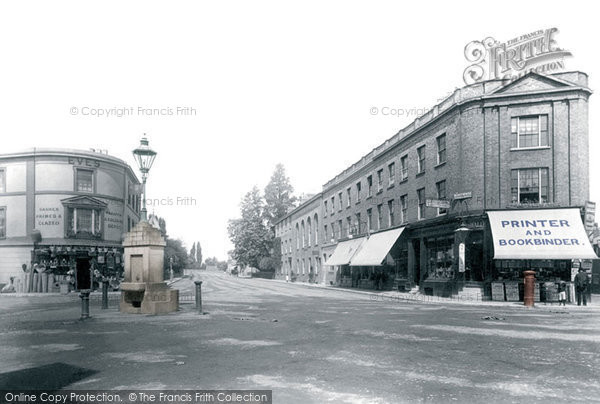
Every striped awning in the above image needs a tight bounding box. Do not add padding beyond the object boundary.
[324,237,366,266]
[349,227,405,266]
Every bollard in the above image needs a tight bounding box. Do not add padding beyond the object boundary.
[523,270,536,307]
[194,281,203,314]
[79,290,91,320]
[101,281,109,309]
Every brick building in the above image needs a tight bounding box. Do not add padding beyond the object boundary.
[0,148,141,292]
[274,71,597,300]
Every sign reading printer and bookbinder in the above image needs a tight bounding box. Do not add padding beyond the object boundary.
[487,208,598,260]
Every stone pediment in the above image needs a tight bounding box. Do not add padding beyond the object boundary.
[61,195,108,209]
[492,73,572,95]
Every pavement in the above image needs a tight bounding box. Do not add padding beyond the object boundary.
[1,270,599,404]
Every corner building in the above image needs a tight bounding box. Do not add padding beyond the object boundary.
[0,148,141,292]
[274,71,597,301]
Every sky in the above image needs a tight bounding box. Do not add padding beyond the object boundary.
[1,1,598,260]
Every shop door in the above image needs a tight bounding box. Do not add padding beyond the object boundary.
[75,258,91,290]
[413,239,420,285]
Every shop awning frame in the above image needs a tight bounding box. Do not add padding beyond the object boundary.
[349,227,406,266]
[324,237,366,266]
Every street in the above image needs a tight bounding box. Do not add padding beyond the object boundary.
[1,271,599,404]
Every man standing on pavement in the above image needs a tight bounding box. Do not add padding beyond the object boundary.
[574,268,589,306]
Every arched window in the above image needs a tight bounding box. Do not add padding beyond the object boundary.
[314,213,319,246]
[301,221,305,248]
[296,223,300,250]
[307,217,312,247]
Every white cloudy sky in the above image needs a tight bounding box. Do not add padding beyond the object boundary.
[1,1,598,260]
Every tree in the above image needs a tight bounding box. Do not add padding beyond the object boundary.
[164,238,188,277]
[190,243,196,263]
[228,187,272,268]
[264,164,296,227]
[196,242,202,266]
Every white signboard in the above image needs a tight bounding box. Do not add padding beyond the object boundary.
[488,208,598,260]
[458,243,465,272]
[426,199,450,209]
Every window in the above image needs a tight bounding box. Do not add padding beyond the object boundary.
[400,155,408,181]
[0,207,5,238]
[338,219,343,238]
[355,213,361,235]
[400,194,408,224]
[377,169,383,192]
[388,199,395,226]
[417,146,426,174]
[314,215,319,245]
[437,134,446,165]
[338,192,343,211]
[436,180,447,215]
[417,188,425,220]
[324,224,328,241]
[331,222,336,240]
[76,169,94,192]
[67,207,102,238]
[0,168,5,193]
[356,181,362,202]
[511,115,549,149]
[377,204,383,229]
[296,224,300,249]
[346,217,352,236]
[347,188,351,207]
[511,168,549,204]
[367,208,373,230]
[388,162,395,186]
[324,201,328,217]
[330,196,335,215]
[426,237,455,279]
[367,175,373,197]
[307,219,312,247]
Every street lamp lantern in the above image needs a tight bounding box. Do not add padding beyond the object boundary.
[132,135,157,222]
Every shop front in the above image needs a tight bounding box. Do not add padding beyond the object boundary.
[324,237,366,287]
[348,227,406,291]
[487,208,597,303]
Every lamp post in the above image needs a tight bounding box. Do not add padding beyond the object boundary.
[132,135,157,222]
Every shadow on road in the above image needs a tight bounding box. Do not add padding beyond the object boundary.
[0,362,97,390]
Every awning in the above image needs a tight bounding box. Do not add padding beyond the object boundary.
[350,227,405,266]
[488,208,598,260]
[324,237,366,266]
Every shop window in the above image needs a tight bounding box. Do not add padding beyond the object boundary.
[437,134,446,165]
[510,168,549,204]
[511,115,549,149]
[426,237,455,280]
[400,155,408,181]
[417,188,425,220]
[66,207,102,239]
[388,162,395,186]
[0,168,5,193]
[436,180,447,215]
[76,169,94,193]
[0,207,5,238]
[417,145,426,174]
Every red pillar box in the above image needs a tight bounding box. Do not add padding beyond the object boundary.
[523,270,536,307]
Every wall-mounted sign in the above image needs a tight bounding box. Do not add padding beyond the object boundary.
[426,199,450,209]
[463,28,572,84]
[453,192,472,200]
[68,157,100,168]
[35,207,62,227]
[584,201,595,239]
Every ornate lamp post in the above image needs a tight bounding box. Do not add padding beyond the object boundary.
[132,135,157,222]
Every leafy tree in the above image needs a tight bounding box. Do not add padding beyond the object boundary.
[190,243,196,263]
[228,187,272,268]
[264,164,296,227]
[164,238,188,277]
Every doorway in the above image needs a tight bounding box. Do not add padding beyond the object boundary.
[412,239,421,285]
[75,258,91,290]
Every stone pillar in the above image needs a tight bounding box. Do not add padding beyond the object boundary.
[120,222,179,314]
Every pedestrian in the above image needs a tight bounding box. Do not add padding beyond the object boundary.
[557,281,567,306]
[574,268,589,306]
[286,273,289,283]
